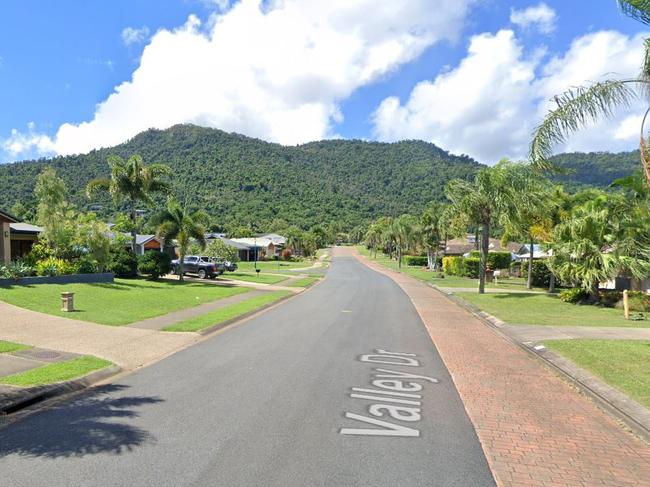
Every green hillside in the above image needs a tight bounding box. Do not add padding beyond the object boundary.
[0,124,479,230]
[550,151,639,191]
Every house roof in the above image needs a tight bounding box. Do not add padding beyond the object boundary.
[219,237,252,250]
[258,233,287,245]
[10,222,43,234]
[445,237,521,255]
[231,237,275,248]
[0,209,19,223]
[134,234,159,246]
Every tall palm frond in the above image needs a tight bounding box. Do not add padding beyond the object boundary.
[530,80,637,170]
[618,0,650,25]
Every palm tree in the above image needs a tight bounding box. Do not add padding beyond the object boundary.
[364,224,382,259]
[530,1,650,184]
[547,194,650,301]
[86,154,171,255]
[421,202,446,270]
[393,214,419,269]
[445,160,533,293]
[154,200,208,282]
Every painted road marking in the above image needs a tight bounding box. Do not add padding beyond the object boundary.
[340,349,439,437]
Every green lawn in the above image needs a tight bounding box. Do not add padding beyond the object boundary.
[286,276,320,288]
[220,272,289,285]
[164,291,291,332]
[0,278,250,326]
[545,339,650,408]
[236,260,315,274]
[0,355,112,387]
[357,247,546,291]
[0,340,31,354]
[456,292,647,328]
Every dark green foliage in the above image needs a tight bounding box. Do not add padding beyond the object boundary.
[464,257,480,278]
[404,255,428,266]
[522,260,553,287]
[0,125,480,230]
[559,288,590,303]
[615,291,650,312]
[76,257,98,274]
[468,251,512,270]
[107,245,138,278]
[550,151,639,191]
[137,251,172,279]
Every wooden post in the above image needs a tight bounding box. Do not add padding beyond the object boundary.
[623,289,630,320]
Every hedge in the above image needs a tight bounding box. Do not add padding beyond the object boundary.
[468,251,512,270]
[404,255,428,266]
[522,260,552,287]
[442,256,465,276]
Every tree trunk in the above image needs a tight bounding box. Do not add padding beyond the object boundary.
[527,236,534,290]
[549,273,556,293]
[475,227,480,251]
[130,203,138,256]
[479,222,490,294]
[178,249,185,283]
[590,281,600,303]
[397,244,402,268]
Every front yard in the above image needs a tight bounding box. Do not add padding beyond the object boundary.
[0,278,250,326]
[456,292,645,328]
[545,339,650,408]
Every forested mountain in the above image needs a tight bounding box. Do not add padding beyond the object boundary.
[0,124,640,231]
[0,124,479,230]
[550,151,639,191]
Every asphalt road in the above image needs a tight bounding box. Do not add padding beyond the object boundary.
[0,254,495,487]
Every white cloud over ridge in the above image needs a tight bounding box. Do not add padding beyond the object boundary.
[6,0,473,159]
[510,2,557,34]
[372,29,647,164]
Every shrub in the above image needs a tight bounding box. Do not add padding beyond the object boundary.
[0,261,36,279]
[559,288,590,304]
[464,257,480,278]
[522,260,553,287]
[600,291,623,308]
[138,251,172,279]
[35,257,74,277]
[281,248,293,261]
[75,257,98,274]
[469,251,512,270]
[404,255,428,267]
[107,246,138,278]
[613,291,650,312]
[442,256,465,276]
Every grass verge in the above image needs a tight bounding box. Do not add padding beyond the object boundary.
[286,276,320,288]
[456,292,646,328]
[163,291,292,332]
[544,339,650,408]
[0,340,31,354]
[0,355,112,387]
[0,278,249,326]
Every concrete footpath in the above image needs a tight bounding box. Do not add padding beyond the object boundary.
[0,301,199,370]
[351,248,650,487]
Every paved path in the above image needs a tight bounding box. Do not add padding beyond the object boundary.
[180,274,304,293]
[128,290,267,330]
[0,301,199,370]
[0,250,494,486]
[355,248,650,487]
[504,323,650,342]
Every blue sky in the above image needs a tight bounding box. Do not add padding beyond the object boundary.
[0,1,648,165]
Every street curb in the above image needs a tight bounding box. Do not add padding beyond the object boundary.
[0,364,122,417]
[430,284,650,444]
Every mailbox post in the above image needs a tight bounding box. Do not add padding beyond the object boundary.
[61,292,75,312]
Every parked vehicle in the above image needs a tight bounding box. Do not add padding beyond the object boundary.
[171,256,222,279]
[212,258,237,272]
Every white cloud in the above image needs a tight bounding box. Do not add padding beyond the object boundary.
[372,29,647,163]
[5,0,473,159]
[2,123,55,158]
[510,3,557,34]
[121,26,150,46]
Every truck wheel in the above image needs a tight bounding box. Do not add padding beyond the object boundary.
[198,269,207,279]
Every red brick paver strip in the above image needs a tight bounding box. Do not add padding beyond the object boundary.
[348,249,650,487]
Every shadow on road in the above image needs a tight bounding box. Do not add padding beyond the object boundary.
[0,384,162,459]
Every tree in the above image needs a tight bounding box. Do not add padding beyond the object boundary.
[547,194,650,301]
[393,214,419,269]
[86,154,171,255]
[530,1,650,185]
[154,200,208,282]
[75,214,112,272]
[365,223,382,259]
[445,160,531,293]
[285,227,303,254]
[421,202,447,270]
[34,167,77,256]
[198,239,240,262]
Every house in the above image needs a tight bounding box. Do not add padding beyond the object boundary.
[228,234,287,261]
[514,244,550,260]
[0,209,18,264]
[443,235,521,257]
[132,234,163,255]
[0,209,43,263]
